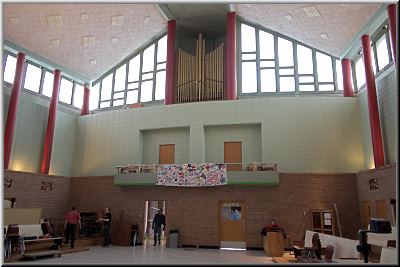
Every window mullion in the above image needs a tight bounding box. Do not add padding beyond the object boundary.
[312,50,319,92]
[332,59,338,91]
[293,43,299,92]
[152,40,158,101]
[138,53,144,103]
[255,28,261,93]
[274,35,280,93]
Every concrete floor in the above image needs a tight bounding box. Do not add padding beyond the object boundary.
[7,245,274,265]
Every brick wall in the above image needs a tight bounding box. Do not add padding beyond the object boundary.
[356,164,396,226]
[69,173,361,248]
[4,170,71,220]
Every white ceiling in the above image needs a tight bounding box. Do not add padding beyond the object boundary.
[3,3,382,82]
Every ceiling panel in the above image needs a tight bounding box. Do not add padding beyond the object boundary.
[236,3,382,57]
[4,3,167,81]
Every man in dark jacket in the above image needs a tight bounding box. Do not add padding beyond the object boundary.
[152,208,166,246]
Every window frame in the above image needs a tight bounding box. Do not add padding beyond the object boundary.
[237,18,341,97]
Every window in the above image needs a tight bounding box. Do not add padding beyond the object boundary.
[142,44,155,73]
[114,64,126,92]
[4,55,17,84]
[316,52,333,83]
[24,64,41,93]
[297,45,313,75]
[73,84,84,108]
[376,34,389,70]
[241,24,256,52]
[59,78,73,104]
[260,69,276,92]
[241,62,257,93]
[42,71,54,97]
[157,35,167,63]
[278,37,294,67]
[140,80,153,102]
[89,83,100,110]
[155,71,166,100]
[126,90,138,104]
[355,57,366,89]
[259,30,274,59]
[128,55,141,82]
[101,73,113,101]
[336,60,343,91]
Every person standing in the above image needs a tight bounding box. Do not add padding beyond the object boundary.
[64,206,81,249]
[98,208,112,247]
[152,208,166,246]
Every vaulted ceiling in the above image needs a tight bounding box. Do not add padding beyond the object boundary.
[3,3,383,82]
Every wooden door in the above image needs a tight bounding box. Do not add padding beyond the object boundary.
[159,144,175,164]
[362,201,371,229]
[219,201,246,249]
[376,199,388,219]
[224,142,242,171]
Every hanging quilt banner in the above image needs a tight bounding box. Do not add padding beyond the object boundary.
[156,163,228,187]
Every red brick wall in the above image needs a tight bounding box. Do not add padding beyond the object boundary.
[356,164,396,226]
[4,170,71,220]
[69,173,361,248]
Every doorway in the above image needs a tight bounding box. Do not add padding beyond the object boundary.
[159,144,175,164]
[219,200,247,250]
[143,200,167,247]
[224,142,242,171]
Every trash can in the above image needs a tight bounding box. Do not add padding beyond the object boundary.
[169,230,179,248]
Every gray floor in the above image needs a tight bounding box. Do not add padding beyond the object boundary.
[8,245,274,265]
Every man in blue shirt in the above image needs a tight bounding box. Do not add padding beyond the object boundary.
[152,209,166,246]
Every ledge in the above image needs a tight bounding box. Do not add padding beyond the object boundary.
[114,171,279,186]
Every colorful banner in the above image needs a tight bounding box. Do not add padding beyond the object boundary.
[156,163,228,187]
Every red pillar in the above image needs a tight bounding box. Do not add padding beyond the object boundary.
[226,12,237,100]
[165,20,176,105]
[341,58,354,97]
[80,83,90,116]
[388,4,397,66]
[40,70,61,174]
[4,52,26,169]
[361,35,385,168]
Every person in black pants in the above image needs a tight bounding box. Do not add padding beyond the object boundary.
[64,206,81,249]
[152,208,166,246]
[99,208,112,247]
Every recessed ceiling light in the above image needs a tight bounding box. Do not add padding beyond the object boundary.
[82,36,96,48]
[46,15,63,27]
[9,17,19,25]
[89,59,97,65]
[320,33,329,40]
[112,15,124,26]
[51,39,60,46]
[302,6,320,18]
[143,16,150,24]
[80,13,89,20]
[284,14,293,21]
[111,37,119,43]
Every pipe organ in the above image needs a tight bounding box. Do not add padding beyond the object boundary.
[177,34,224,103]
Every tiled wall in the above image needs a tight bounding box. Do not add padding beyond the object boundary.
[74,96,364,176]
[204,124,262,164]
[3,85,79,176]
[357,65,397,169]
[142,127,190,164]
[69,172,361,248]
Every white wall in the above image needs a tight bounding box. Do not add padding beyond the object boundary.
[73,96,364,176]
[357,64,397,169]
[3,85,79,176]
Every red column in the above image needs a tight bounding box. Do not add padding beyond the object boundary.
[361,35,385,168]
[40,70,61,174]
[226,12,237,100]
[341,59,354,97]
[4,52,26,169]
[80,83,90,116]
[165,20,176,105]
[388,4,397,66]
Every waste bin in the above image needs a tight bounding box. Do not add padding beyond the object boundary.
[169,230,179,248]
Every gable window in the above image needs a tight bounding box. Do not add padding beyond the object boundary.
[24,63,41,93]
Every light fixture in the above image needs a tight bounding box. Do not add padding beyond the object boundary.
[111,37,119,43]
[46,15,63,27]
[89,59,97,65]
[51,39,60,46]
[112,15,124,26]
[9,17,19,25]
[80,13,89,20]
[143,16,150,24]
[320,33,329,40]
[83,36,96,47]
[220,248,247,251]
[284,14,293,21]
[302,6,320,18]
